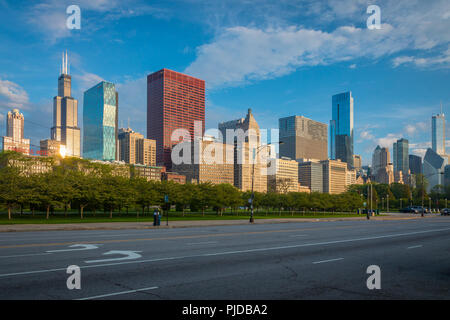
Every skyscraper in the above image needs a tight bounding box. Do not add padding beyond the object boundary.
[2,108,30,155]
[423,148,447,192]
[393,138,409,175]
[298,161,323,193]
[432,109,445,155]
[219,109,269,192]
[372,145,394,184]
[279,115,327,161]
[51,51,81,157]
[83,81,118,161]
[147,69,205,169]
[330,91,354,168]
[409,154,422,175]
[118,128,156,166]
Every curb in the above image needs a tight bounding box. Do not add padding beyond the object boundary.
[0,215,434,233]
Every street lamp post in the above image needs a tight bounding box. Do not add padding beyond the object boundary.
[421,171,444,217]
[387,194,389,213]
[249,141,283,223]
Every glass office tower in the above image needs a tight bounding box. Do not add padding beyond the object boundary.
[83,81,118,161]
[393,138,409,174]
[330,91,354,168]
[432,113,445,155]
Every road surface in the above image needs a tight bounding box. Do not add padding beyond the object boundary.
[0,217,449,299]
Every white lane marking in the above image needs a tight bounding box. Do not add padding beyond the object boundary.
[289,234,307,237]
[85,250,142,264]
[0,230,212,242]
[186,241,218,245]
[313,258,344,264]
[75,286,158,300]
[407,245,423,249]
[0,227,449,278]
[46,244,100,253]
[0,253,52,259]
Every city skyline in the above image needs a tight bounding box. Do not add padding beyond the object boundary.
[0,1,449,165]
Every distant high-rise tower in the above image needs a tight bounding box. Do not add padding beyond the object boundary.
[330,91,354,168]
[409,154,422,175]
[118,128,156,166]
[278,115,328,161]
[393,138,409,174]
[147,69,205,169]
[51,51,81,157]
[2,108,30,155]
[432,105,445,155]
[83,81,118,161]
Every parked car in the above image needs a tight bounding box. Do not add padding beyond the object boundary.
[400,206,420,213]
[441,208,450,216]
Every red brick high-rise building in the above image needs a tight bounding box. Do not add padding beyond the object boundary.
[147,69,205,169]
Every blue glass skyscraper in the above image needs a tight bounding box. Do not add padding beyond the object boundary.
[83,81,118,161]
[330,91,354,168]
[432,112,445,155]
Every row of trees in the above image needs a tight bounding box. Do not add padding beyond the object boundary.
[348,176,450,209]
[0,153,365,219]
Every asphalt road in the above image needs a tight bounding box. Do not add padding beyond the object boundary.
[0,217,449,300]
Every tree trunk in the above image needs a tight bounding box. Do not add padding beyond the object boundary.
[202,208,205,216]
[8,206,11,220]
[64,205,67,217]
[182,208,185,217]
[46,206,50,220]
[110,208,113,219]
[80,206,84,219]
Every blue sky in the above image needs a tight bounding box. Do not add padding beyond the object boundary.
[0,0,449,165]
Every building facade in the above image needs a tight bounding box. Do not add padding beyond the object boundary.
[372,145,394,184]
[50,52,81,157]
[278,116,327,161]
[2,109,30,155]
[353,154,362,171]
[298,161,323,193]
[393,138,409,175]
[330,91,354,168]
[171,138,234,185]
[219,109,269,193]
[267,157,299,193]
[118,128,156,166]
[321,159,348,194]
[83,81,118,161]
[423,148,447,192]
[147,69,205,169]
[131,164,162,181]
[409,154,422,175]
[39,139,62,157]
[432,112,445,155]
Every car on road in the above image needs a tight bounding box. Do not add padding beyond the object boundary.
[400,206,420,213]
[441,208,450,216]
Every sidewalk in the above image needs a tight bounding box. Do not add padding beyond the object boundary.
[0,213,436,233]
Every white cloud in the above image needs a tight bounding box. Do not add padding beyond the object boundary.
[392,47,450,69]
[74,72,104,92]
[0,78,29,110]
[185,0,450,88]
[359,130,375,141]
[376,133,400,149]
[24,0,167,42]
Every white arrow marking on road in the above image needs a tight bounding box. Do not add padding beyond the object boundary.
[85,251,142,264]
[46,244,100,253]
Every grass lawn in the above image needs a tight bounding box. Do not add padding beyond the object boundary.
[0,211,369,224]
